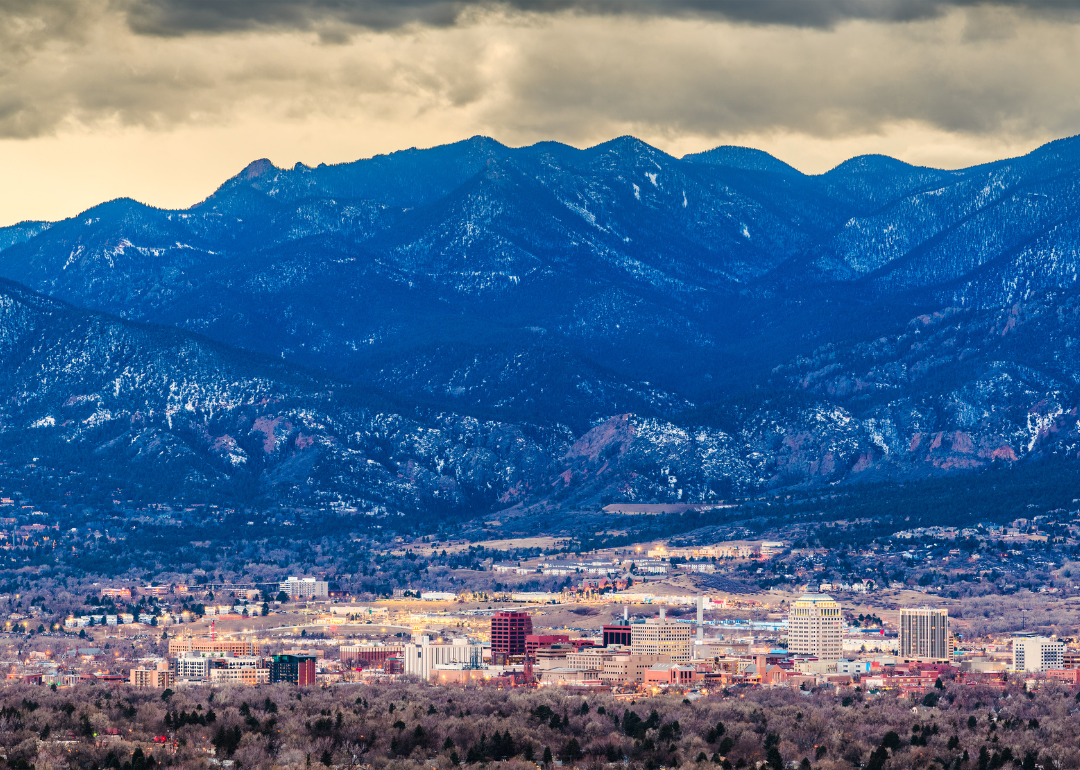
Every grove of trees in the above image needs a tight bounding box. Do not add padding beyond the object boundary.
[2,678,1080,769]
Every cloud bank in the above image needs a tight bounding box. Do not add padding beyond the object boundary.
[1,3,1076,141]
[117,0,1080,35]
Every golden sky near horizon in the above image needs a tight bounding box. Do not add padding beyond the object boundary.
[1,1,1079,226]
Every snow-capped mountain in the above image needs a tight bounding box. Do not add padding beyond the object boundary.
[3,134,1080,513]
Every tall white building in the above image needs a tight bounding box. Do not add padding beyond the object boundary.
[630,608,692,663]
[1013,635,1064,672]
[788,594,842,660]
[280,576,328,600]
[899,608,951,661]
[403,636,484,680]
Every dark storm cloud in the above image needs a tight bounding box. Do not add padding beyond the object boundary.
[119,0,1078,35]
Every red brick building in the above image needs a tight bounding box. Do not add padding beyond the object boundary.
[526,634,570,660]
[603,624,632,647]
[491,611,532,658]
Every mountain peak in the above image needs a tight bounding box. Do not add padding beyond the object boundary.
[682,145,801,176]
[239,158,278,180]
[822,153,924,178]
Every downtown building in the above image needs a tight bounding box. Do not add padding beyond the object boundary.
[403,636,485,680]
[490,611,532,661]
[173,651,271,685]
[340,644,404,669]
[270,654,317,685]
[629,608,692,663]
[899,607,952,661]
[788,594,842,660]
[1013,635,1065,672]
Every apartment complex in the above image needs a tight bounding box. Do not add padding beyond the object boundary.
[629,610,692,663]
[1013,635,1065,672]
[279,577,329,600]
[899,608,951,661]
[788,594,842,660]
[129,660,173,689]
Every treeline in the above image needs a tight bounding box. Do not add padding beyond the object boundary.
[3,678,1080,769]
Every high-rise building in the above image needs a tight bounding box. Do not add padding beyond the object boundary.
[491,611,532,658]
[899,608,951,661]
[788,594,842,660]
[630,608,692,663]
[270,654,317,685]
[1013,635,1064,672]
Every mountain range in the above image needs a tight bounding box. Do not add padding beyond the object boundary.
[2,134,1080,516]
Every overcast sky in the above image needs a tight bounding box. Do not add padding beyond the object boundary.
[1,0,1079,225]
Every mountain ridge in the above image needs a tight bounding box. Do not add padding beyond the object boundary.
[3,133,1080,515]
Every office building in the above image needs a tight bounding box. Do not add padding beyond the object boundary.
[340,644,403,669]
[1013,635,1064,672]
[208,656,270,686]
[630,608,692,663]
[566,647,613,672]
[403,637,484,680]
[788,594,842,660]
[279,577,329,600]
[271,654,317,685]
[603,622,632,648]
[526,634,570,660]
[534,644,574,671]
[600,653,672,685]
[899,608,951,661]
[490,611,532,659]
